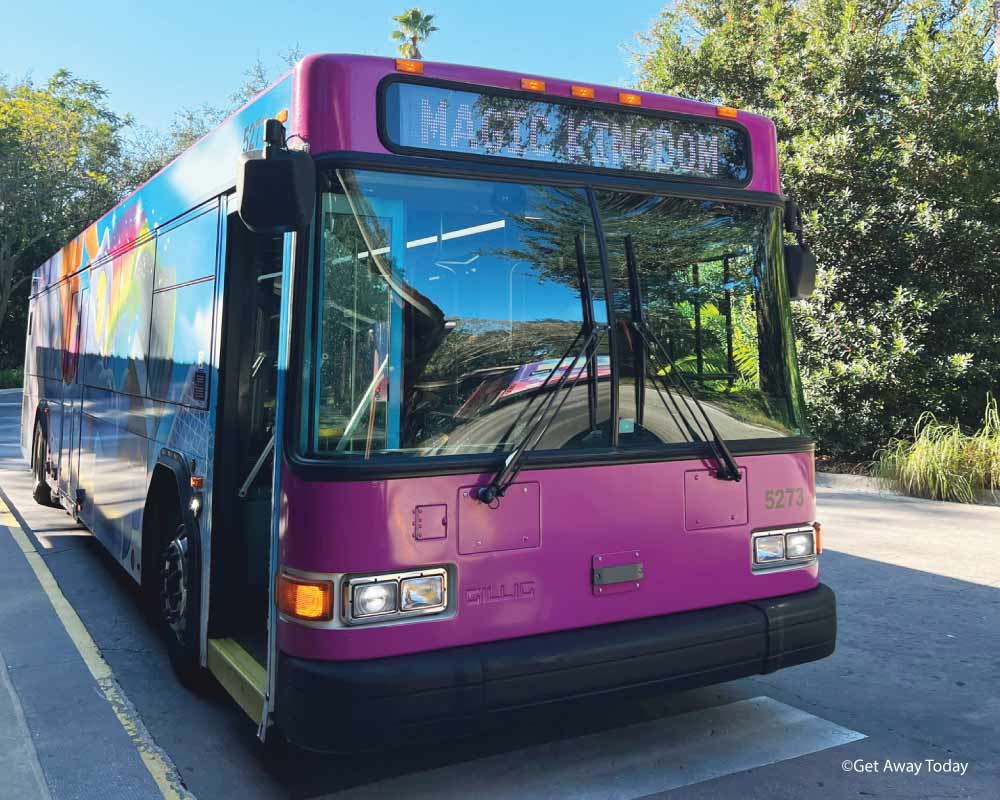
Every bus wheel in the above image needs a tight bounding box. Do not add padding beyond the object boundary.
[158,515,203,686]
[31,421,57,507]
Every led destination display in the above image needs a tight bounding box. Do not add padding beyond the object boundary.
[383,81,750,182]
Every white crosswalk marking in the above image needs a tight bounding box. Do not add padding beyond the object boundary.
[321,697,864,800]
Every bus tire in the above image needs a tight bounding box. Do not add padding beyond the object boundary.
[31,421,57,508]
[157,504,204,687]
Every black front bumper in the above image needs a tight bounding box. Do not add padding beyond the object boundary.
[275,584,836,750]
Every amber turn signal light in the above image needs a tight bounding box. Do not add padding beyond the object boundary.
[813,521,823,553]
[277,573,334,621]
[395,59,424,74]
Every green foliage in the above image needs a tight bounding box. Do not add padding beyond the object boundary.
[875,396,1000,502]
[635,0,1000,459]
[0,367,23,389]
[794,283,973,456]
[0,70,145,369]
[391,8,439,59]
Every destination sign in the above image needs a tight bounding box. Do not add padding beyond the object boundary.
[382,82,750,182]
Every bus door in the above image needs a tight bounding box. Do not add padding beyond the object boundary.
[58,287,85,508]
[210,212,283,657]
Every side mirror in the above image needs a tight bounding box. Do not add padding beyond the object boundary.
[784,244,816,299]
[236,127,315,234]
[783,197,815,299]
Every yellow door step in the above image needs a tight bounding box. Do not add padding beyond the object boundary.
[206,638,266,724]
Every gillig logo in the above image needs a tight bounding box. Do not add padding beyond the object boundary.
[465,581,535,606]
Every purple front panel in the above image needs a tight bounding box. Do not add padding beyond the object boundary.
[290,55,782,195]
[684,467,749,530]
[278,450,817,661]
[457,481,541,555]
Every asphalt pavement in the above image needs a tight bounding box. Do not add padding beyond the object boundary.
[0,386,997,799]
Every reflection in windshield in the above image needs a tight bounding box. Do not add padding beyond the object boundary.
[305,171,610,457]
[597,191,804,447]
[301,170,804,460]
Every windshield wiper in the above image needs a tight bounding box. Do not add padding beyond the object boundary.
[624,235,742,482]
[477,235,605,505]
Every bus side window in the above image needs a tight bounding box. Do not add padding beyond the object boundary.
[148,205,220,408]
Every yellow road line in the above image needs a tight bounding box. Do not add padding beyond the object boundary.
[0,497,194,800]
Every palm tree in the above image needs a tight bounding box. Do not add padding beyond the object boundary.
[391,8,439,60]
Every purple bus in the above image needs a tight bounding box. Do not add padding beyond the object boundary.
[22,54,832,750]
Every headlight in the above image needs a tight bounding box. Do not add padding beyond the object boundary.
[785,531,816,559]
[400,575,445,611]
[754,534,785,564]
[751,526,818,571]
[344,567,449,625]
[352,581,397,617]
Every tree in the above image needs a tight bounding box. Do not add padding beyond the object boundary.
[138,49,305,179]
[391,8,439,59]
[634,0,1000,458]
[0,50,309,369]
[0,71,141,368]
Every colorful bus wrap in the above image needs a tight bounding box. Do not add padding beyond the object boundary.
[22,54,834,750]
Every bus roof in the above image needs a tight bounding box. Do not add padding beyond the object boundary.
[31,54,780,295]
[290,54,780,193]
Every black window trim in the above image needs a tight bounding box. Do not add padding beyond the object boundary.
[376,74,755,189]
[283,152,808,483]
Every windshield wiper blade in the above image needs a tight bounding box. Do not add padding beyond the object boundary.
[476,326,604,504]
[624,235,707,443]
[624,235,742,482]
[576,235,600,434]
[477,235,605,505]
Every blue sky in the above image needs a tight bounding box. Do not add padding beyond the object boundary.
[6,0,665,131]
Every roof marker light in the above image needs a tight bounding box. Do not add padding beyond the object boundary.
[395,59,424,74]
[717,105,739,118]
[521,78,546,92]
[571,86,595,100]
[619,92,642,106]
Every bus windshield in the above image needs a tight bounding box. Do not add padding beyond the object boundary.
[300,168,805,460]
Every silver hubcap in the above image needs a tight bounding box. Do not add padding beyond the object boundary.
[161,529,189,638]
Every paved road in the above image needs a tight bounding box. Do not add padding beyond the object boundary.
[0,387,997,799]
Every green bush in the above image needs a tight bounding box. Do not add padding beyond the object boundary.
[874,396,1000,503]
[0,367,22,389]
[794,284,980,460]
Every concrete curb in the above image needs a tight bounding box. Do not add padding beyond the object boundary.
[817,471,1000,507]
